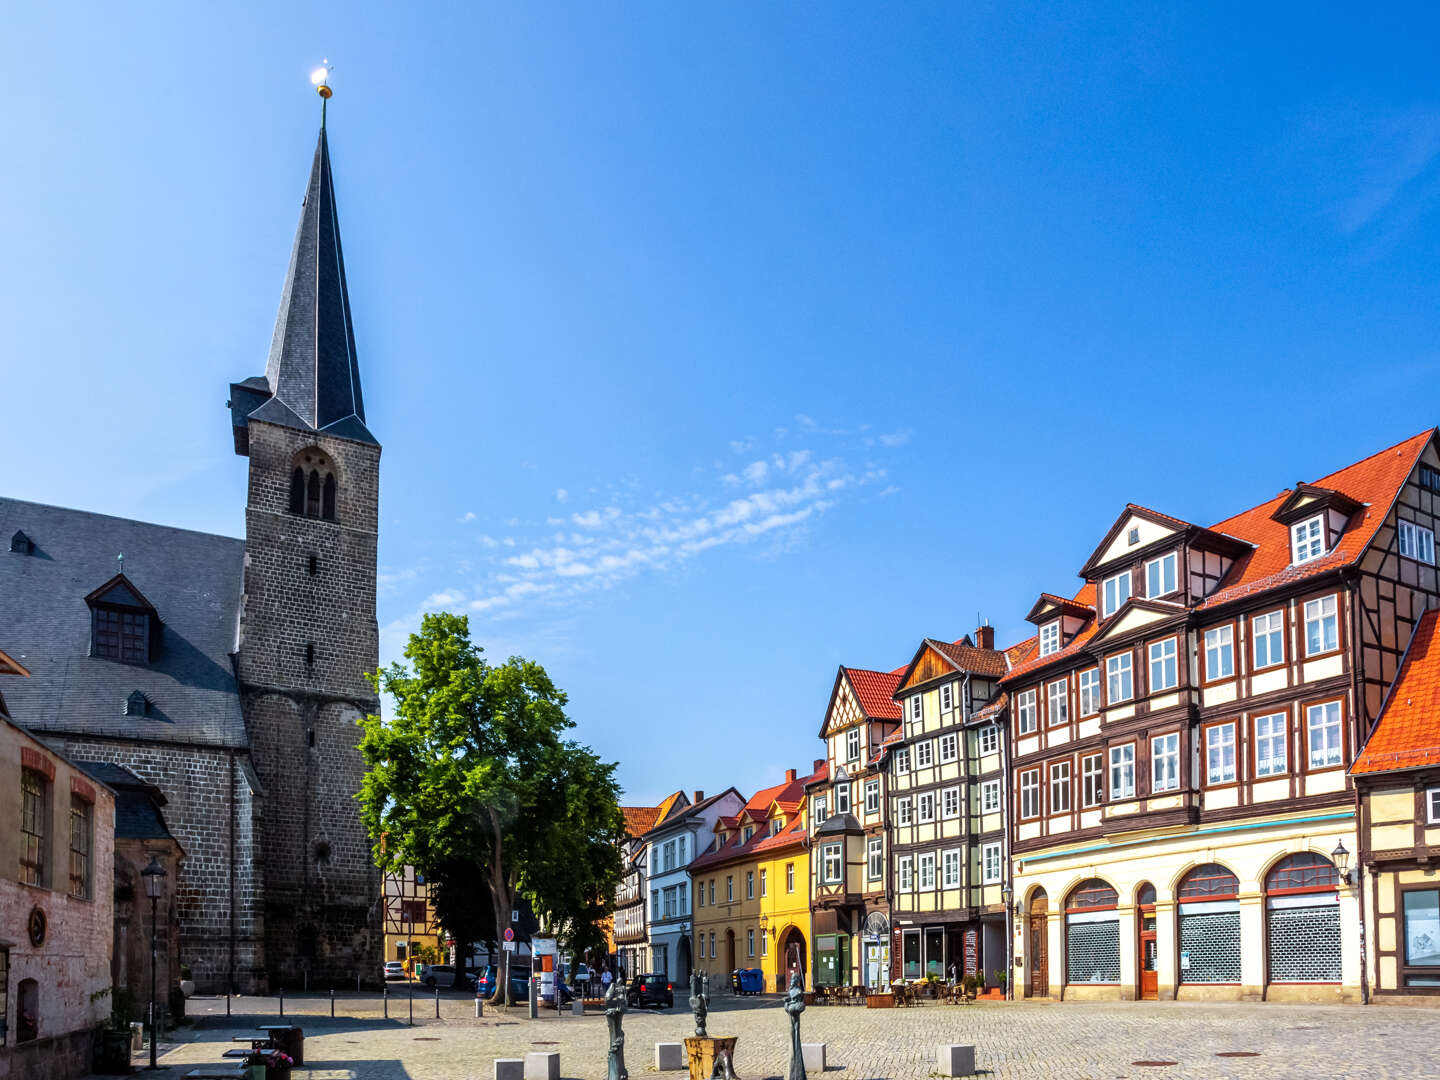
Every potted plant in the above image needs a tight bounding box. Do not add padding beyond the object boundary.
[179,964,195,999]
[92,988,134,1074]
[994,969,1008,998]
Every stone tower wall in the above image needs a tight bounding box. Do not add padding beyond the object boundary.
[239,418,382,987]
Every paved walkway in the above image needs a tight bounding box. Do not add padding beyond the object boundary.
[97,992,1440,1079]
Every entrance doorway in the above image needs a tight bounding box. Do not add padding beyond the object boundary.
[1028,889,1049,998]
[677,935,692,984]
[780,928,806,991]
[725,929,736,973]
[1137,882,1157,1000]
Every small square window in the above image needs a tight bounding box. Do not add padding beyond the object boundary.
[1039,621,1061,656]
[1292,515,1326,564]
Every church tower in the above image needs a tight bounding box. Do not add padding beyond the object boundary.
[228,115,382,987]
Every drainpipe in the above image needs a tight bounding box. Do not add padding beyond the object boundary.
[1353,783,1370,1005]
[229,752,237,995]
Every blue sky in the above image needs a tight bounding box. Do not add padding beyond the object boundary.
[4,4,1440,804]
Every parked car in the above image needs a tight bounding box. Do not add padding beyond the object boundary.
[626,973,674,1009]
[383,961,408,981]
[422,965,476,988]
[476,964,532,1000]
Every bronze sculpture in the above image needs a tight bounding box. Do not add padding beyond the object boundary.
[783,972,806,1080]
[689,970,710,1038]
[605,977,629,1080]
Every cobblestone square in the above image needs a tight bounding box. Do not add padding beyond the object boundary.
[108,990,1440,1080]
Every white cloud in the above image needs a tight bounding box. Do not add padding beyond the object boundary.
[556,488,569,503]
[877,428,913,448]
[741,460,769,486]
[458,511,477,523]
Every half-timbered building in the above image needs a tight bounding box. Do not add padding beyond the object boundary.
[1000,429,1440,1005]
[611,794,684,979]
[809,664,903,989]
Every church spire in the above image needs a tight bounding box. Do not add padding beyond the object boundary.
[228,99,376,454]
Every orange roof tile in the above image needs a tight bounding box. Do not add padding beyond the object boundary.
[841,666,903,719]
[929,638,1008,678]
[621,806,662,838]
[1353,608,1440,775]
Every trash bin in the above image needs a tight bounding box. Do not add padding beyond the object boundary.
[738,969,763,995]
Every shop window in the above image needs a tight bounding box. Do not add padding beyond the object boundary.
[1065,879,1119,985]
[1266,853,1340,984]
[1403,890,1440,984]
[1178,864,1240,984]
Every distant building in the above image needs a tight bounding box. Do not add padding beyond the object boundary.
[611,794,684,978]
[382,867,442,973]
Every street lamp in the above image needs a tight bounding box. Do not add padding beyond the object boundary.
[1332,840,1355,885]
[141,855,168,1071]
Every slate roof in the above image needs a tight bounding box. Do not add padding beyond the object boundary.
[230,126,376,450]
[75,761,179,842]
[1352,608,1440,776]
[0,498,247,747]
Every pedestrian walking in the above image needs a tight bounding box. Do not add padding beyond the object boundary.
[601,967,613,994]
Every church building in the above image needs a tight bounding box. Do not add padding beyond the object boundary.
[0,119,383,992]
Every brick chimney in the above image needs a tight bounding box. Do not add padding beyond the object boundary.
[785,768,797,782]
[813,758,826,773]
[975,624,995,650]
[693,790,704,803]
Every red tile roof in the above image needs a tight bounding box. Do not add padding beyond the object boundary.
[843,666,904,720]
[929,638,1008,679]
[621,806,662,838]
[1352,608,1440,775]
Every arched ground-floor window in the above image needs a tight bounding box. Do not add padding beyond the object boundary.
[1065,879,1119,985]
[1177,863,1241,984]
[1266,852,1341,984]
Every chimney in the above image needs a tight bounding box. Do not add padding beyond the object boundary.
[693,790,704,803]
[785,768,797,782]
[975,624,995,651]
[813,758,825,773]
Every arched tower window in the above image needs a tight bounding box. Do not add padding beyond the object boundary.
[289,449,338,522]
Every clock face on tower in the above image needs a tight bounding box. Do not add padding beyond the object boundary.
[27,905,47,947]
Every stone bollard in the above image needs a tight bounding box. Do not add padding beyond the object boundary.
[937,1044,976,1077]
[384,986,389,1019]
[524,1051,561,1080]
[279,987,285,1018]
[655,1042,685,1071]
[571,997,584,1017]
[802,1044,826,1073]
[494,1059,525,1080]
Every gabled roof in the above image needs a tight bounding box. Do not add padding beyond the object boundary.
[843,666,905,720]
[76,761,180,844]
[928,638,1007,679]
[1025,592,1096,625]
[621,806,663,838]
[1081,596,1187,652]
[1005,583,1101,682]
[1352,609,1440,776]
[1270,484,1363,527]
[642,787,742,838]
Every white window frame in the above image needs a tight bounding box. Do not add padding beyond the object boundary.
[747,929,755,957]
[1427,787,1440,825]
[897,855,914,893]
[980,779,1001,813]
[918,852,936,890]
[940,682,954,712]
[917,791,936,824]
[1292,515,1326,564]
[1206,722,1236,785]
[939,732,958,763]
[835,783,850,815]
[895,748,910,775]
[1306,700,1344,769]
[1039,620,1061,657]
[867,837,883,880]
[1204,625,1234,680]
[821,842,843,884]
[1253,610,1285,669]
[864,778,880,814]
[1016,689,1038,734]
[1103,570,1131,616]
[1019,769,1040,818]
[1106,653,1133,703]
[845,727,860,762]
[910,694,922,721]
[746,870,755,900]
[1149,637,1178,692]
[1254,712,1288,777]
[1145,551,1178,597]
[1399,520,1437,564]
[982,842,1002,884]
[814,796,828,823]
[897,796,913,826]
[942,848,961,888]
[760,930,768,957]
[1081,753,1103,807]
[1151,732,1180,792]
[1078,667,1101,716]
[1047,677,1069,727]
[1109,743,1136,799]
[760,867,767,896]
[915,740,934,769]
[1049,760,1071,813]
[1304,595,1339,656]
[786,863,795,892]
[941,785,960,819]
[978,726,999,755]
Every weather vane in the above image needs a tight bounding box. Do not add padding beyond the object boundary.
[311,60,333,126]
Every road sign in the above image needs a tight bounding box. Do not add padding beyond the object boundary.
[511,909,520,923]
[503,928,515,942]
[503,941,517,952]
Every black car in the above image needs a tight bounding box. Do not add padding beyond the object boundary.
[626,973,673,1009]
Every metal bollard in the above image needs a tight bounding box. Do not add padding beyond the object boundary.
[408,983,413,1026]
[330,989,335,1018]
[279,987,285,1018]
[226,991,231,1019]
[528,976,538,1020]
[355,973,361,992]
[475,995,483,1018]
[435,988,440,1019]
[384,986,389,1019]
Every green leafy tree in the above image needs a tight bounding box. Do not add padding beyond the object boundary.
[359,613,625,1002]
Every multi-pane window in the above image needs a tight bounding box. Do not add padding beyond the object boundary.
[867,837,883,880]
[697,883,705,908]
[1206,723,1236,785]
[1020,770,1040,818]
[760,868,767,896]
[709,880,715,904]
[918,852,936,890]
[941,786,960,819]
[942,848,961,888]
[1307,701,1343,768]
[978,726,999,755]
[1146,551,1177,597]
[1304,596,1339,656]
[897,797,913,826]
[895,749,910,775]
[651,890,660,919]
[1205,626,1234,680]
[726,876,734,901]
[786,863,795,892]
[1107,653,1133,703]
[813,796,827,824]
[1253,611,1285,668]
[92,608,149,663]
[1039,620,1061,656]
[1103,571,1131,616]
[69,795,92,900]
[939,732,958,763]
[1149,638,1178,692]
[1151,733,1180,791]
[1016,690,1037,734]
[760,931,767,957]
[1049,761,1071,813]
[982,842,1003,884]
[747,929,755,957]
[835,784,850,815]
[1399,520,1436,564]
[917,792,936,823]
[981,779,1001,813]
[1081,754,1104,806]
[845,727,860,762]
[898,855,914,892]
[915,740,934,768]
[1255,713,1288,776]
[864,779,880,814]
[746,870,755,899]
[939,683,954,712]
[1110,744,1136,799]
[1292,516,1325,563]
[20,768,46,886]
[1047,678,1068,727]
[822,843,842,884]
[1078,668,1101,715]
[910,694,922,721]
[1427,788,1440,825]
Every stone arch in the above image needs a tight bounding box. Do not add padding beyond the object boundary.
[777,924,807,990]
[288,446,338,521]
[1263,851,1341,986]
[1174,863,1242,987]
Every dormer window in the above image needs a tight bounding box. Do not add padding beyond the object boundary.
[1291,515,1325,564]
[10,530,34,555]
[742,825,754,843]
[1102,571,1131,616]
[770,817,782,835]
[86,574,160,665]
[1145,552,1178,598]
[124,690,149,717]
[1039,620,1061,657]
[289,449,338,521]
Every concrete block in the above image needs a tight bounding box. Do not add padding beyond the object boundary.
[524,1051,561,1080]
[937,1044,976,1076]
[802,1043,827,1072]
[655,1042,685,1070]
[571,998,584,1016]
[494,1058,525,1080]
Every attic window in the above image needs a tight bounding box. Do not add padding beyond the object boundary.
[1291,515,1326,564]
[10,530,33,555]
[1039,620,1061,657]
[1127,527,1140,546]
[124,691,148,717]
[86,574,159,665]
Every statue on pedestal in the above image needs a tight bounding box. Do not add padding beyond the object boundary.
[605,978,628,1080]
[783,972,806,1080]
[689,970,710,1038]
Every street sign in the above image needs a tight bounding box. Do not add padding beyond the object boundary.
[532,937,557,957]
[503,941,517,952]
[511,909,520,923]
[503,928,515,942]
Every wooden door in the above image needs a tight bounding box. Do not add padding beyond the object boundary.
[1028,914,1047,996]
[1138,909,1157,1000]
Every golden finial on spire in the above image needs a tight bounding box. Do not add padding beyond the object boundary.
[311,61,333,127]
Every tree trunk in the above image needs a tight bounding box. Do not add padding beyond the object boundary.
[486,808,516,1007]
[452,938,470,990]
